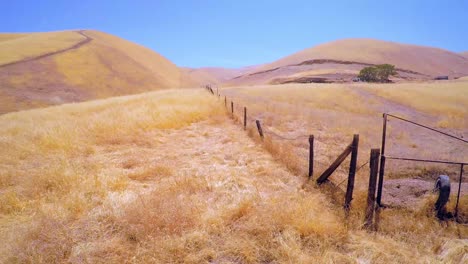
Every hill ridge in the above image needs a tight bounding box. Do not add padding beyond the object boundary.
[0,30,92,68]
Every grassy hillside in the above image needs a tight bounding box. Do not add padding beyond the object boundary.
[0,88,466,262]
[0,30,185,114]
[0,31,85,66]
[222,80,467,216]
[262,38,468,75]
[228,39,468,85]
[181,66,256,87]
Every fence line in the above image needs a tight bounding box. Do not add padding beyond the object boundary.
[210,88,363,215]
[207,87,464,225]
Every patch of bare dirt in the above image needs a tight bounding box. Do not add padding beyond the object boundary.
[382,178,468,209]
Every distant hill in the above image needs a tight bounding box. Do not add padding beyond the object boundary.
[0,30,183,114]
[227,39,468,85]
[181,66,260,87]
[461,51,468,58]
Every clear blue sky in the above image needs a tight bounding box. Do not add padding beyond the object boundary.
[2,0,467,68]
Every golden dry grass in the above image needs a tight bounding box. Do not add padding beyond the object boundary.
[258,38,468,76]
[222,82,467,220]
[82,31,182,88]
[0,88,466,263]
[0,33,28,42]
[0,31,85,65]
[363,81,468,129]
[0,30,185,114]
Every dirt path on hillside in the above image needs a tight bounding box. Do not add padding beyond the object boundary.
[89,118,309,211]
[0,30,92,68]
[350,86,437,122]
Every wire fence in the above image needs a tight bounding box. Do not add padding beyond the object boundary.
[210,88,367,215]
[207,86,466,225]
[378,113,467,222]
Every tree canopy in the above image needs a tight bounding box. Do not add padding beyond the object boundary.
[358,64,397,82]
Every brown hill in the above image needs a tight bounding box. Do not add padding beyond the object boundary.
[461,51,468,58]
[181,66,259,87]
[0,30,184,114]
[228,39,468,85]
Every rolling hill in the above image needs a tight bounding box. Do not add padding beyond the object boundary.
[227,39,468,85]
[180,66,256,87]
[0,30,185,114]
[461,51,468,59]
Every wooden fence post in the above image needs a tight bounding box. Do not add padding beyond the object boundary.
[344,134,359,211]
[308,135,314,179]
[224,96,227,107]
[316,144,352,184]
[455,163,464,222]
[231,101,234,115]
[377,113,388,206]
[256,120,264,139]
[364,148,380,229]
[244,107,247,130]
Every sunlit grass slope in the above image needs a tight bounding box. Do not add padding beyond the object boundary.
[0,31,86,66]
[0,88,466,263]
[259,38,468,76]
[363,81,468,129]
[0,33,28,42]
[222,81,467,218]
[0,30,185,114]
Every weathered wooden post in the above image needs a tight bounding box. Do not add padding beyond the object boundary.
[243,107,247,130]
[377,113,388,206]
[224,96,227,107]
[344,134,359,211]
[316,144,352,184]
[255,120,264,139]
[455,164,464,222]
[308,135,314,179]
[365,148,380,229]
[231,101,234,115]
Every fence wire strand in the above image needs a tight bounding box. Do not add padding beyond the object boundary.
[263,127,310,141]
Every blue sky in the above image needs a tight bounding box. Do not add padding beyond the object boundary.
[2,0,467,68]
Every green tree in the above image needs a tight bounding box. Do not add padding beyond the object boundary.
[375,64,397,82]
[358,66,379,82]
[358,64,397,82]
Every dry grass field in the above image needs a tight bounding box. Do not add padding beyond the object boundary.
[0,30,188,114]
[222,80,468,215]
[0,88,467,263]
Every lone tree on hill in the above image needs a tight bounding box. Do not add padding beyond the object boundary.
[358,64,397,82]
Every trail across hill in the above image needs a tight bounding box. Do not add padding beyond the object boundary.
[0,30,92,68]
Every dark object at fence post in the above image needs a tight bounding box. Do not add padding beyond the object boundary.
[316,143,353,184]
[365,148,380,229]
[455,164,464,221]
[224,96,227,107]
[231,101,234,115]
[244,107,247,130]
[255,120,264,139]
[345,134,359,211]
[434,175,451,219]
[377,113,387,206]
[308,135,314,179]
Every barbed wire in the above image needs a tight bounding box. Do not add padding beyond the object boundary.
[356,160,370,172]
[263,127,310,141]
